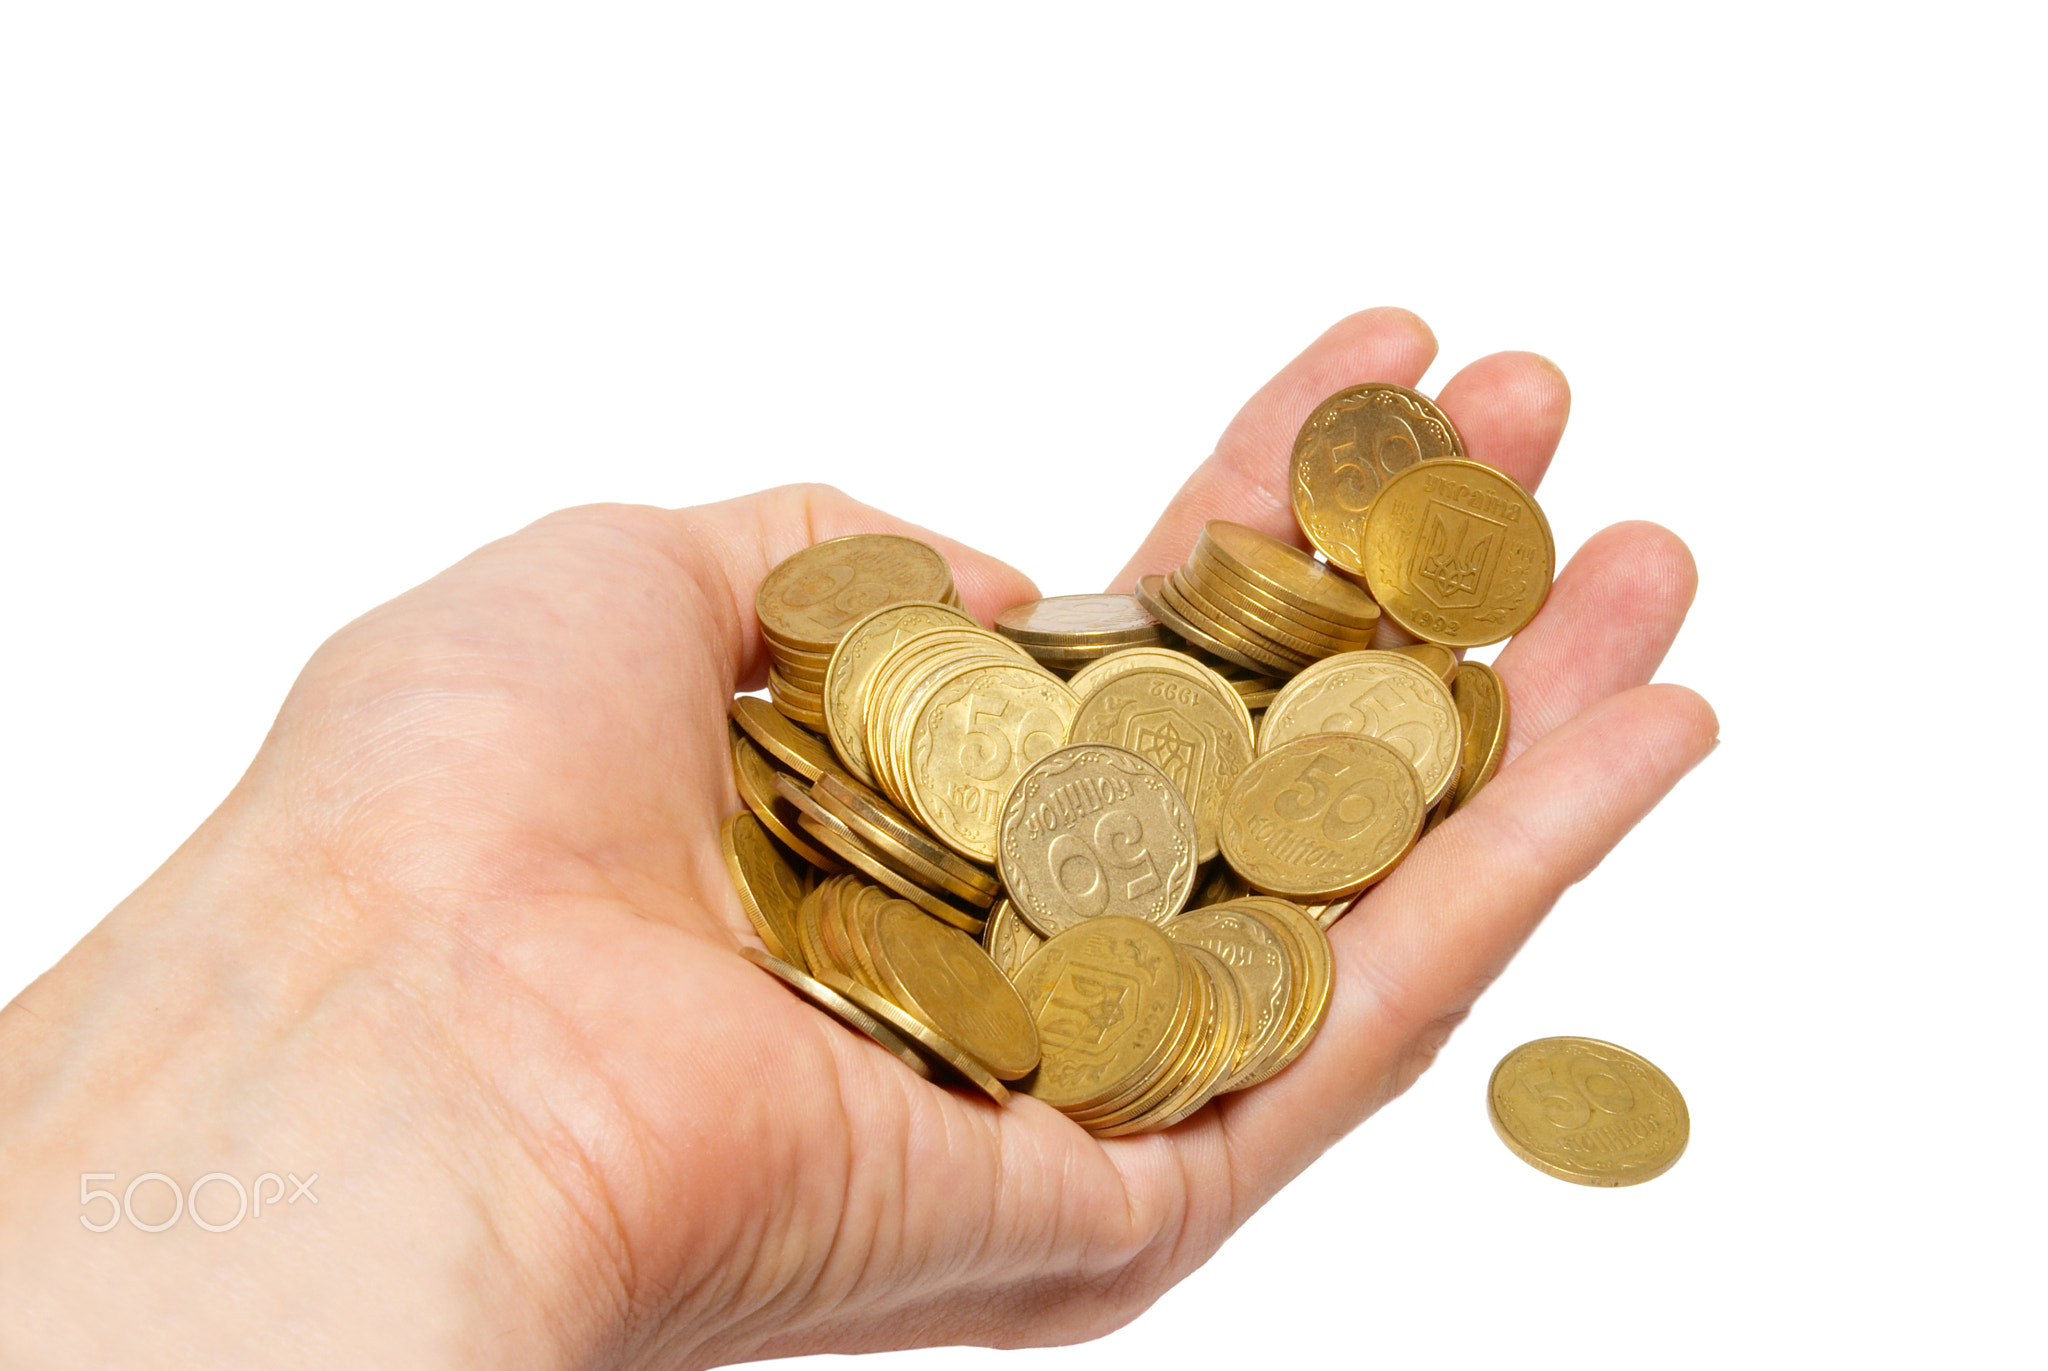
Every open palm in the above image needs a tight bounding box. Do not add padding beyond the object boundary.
[246,308,1713,1368]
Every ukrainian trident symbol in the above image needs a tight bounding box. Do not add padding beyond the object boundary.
[1410,501,1505,611]
[1042,963,1139,1055]
[1127,713,1202,795]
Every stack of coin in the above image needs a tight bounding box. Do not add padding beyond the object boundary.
[754,534,965,728]
[1250,647,1511,833]
[729,695,857,786]
[1258,649,1465,809]
[736,872,1040,1101]
[843,623,1080,867]
[1432,659,1511,827]
[992,593,1170,671]
[820,600,979,787]
[773,768,995,935]
[721,809,816,965]
[730,725,845,873]
[1135,521,1381,679]
[1203,655,1289,711]
[1012,902,1331,1135]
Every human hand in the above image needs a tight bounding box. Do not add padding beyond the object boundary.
[0,308,1715,1369]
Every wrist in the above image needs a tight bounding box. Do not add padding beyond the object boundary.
[0,792,617,1369]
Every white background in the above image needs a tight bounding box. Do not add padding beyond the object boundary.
[3,4,2041,1366]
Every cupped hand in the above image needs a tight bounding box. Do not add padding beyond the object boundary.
[0,309,1715,1370]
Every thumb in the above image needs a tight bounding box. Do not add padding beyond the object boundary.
[673,481,1041,688]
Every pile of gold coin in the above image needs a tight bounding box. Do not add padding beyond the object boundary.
[725,382,1558,1134]
[753,534,965,728]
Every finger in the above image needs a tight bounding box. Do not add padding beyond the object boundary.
[1431,350,1573,494]
[1494,521,1700,766]
[1108,308,1439,590]
[672,482,1041,687]
[1215,682,1719,1197]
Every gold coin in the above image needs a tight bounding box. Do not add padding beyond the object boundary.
[1159,573,1317,673]
[1094,944,1245,1136]
[1226,897,1334,1088]
[1130,574,1279,678]
[876,640,1054,824]
[731,733,843,870]
[870,901,1041,1078]
[729,695,852,785]
[1069,657,1254,864]
[720,811,813,966]
[768,667,827,705]
[1165,643,1284,709]
[1136,573,1308,678]
[1432,661,1512,829]
[811,771,998,905]
[823,600,980,785]
[997,743,1199,937]
[784,793,988,935]
[834,882,901,992]
[980,897,1044,980]
[902,661,1078,864]
[816,968,1012,1104]
[1388,641,1459,684]
[1184,554,1376,653]
[767,673,830,731]
[1219,734,1425,900]
[1008,642,1141,672]
[775,772,983,926]
[775,652,832,686]
[1071,943,1206,1125]
[1141,945,1247,1128]
[1174,566,1360,663]
[1063,944,1207,1127]
[1016,916,1186,1115]
[1164,905,1294,1091]
[1234,680,1282,710]
[792,876,844,983]
[1306,896,1353,930]
[738,946,934,1081]
[1289,383,1466,575]
[1361,459,1555,647]
[1067,648,1252,737]
[1487,1037,1690,1186]
[1198,522,1383,630]
[774,639,837,668]
[836,883,897,993]
[1257,650,1463,807]
[1098,949,1215,1129]
[862,628,1034,806]
[810,875,874,988]
[993,594,1165,647]
[755,533,957,650]
[1010,642,1130,666]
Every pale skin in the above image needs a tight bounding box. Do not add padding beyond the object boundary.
[0,309,1716,1368]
